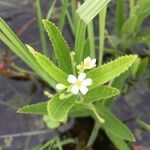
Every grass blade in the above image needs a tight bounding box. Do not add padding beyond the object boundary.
[36,0,48,56]
[87,21,95,57]
[0,18,56,88]
[98,6,107,65]
[115,0,125,37]
[59,0,69,31]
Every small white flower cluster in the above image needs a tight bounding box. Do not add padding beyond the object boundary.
[56,57,96,95]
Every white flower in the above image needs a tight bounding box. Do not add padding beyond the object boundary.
[67,73,92,95]
[83,57,96,70]
[56,84,66,91]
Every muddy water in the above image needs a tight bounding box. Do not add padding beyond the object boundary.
[0,0,150,149]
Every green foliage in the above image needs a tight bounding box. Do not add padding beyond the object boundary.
[83,86,120,103]
[135,57,149,77]
[42,20,73,74]
[59,0,69,31]
[69,102,91,118]
[96,104,135,141]
[17,102,47,115]
[0,18,56,88]
[47,94,78,122]
[106,130,130,150]
[31,49,69,85]
[87,55,137,88]
[134,0,150,32]
[1,0,143,147]
[136,119,150,132]
[43,115,60,129]
[82,39,91,59]
[115,0,125,36]
[122,15,137,35]
[75,0,112,63]
[76,0,111,24]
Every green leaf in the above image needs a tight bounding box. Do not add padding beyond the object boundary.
[42,20,73,74]
[134,0,150,31]
[69,102,91,118]
[83,86,120,103]
[33,50,69,85]
[106,130,130,150]
[75,0,112,63]
[75,20,86,63]
[59,0,69,31]
[44,115,60,129]
[17,102,47,115]
[122,15,137,35]
[87,21,95,57]
[135,57,149,77]
[136,119,150,132]
[0,18,56,88]
[87,55,137,88]
[115,0,125,36]
[82,38,91,60]
[48,94,78,122]
[76,0,111,24]
[96,104,135,141]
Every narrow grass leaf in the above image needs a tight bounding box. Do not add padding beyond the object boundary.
[115,0,125,36]
[82,38,91,59]
[59,0,69,31]
[87,21,95,57]
[136,119,150,132]
[0,18,56,87]
[76,0,111,24]
[75,19,86,63]
[122,15,137,35]
[36,0,48,55]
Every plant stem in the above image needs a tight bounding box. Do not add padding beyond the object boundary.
[129,0,135,17]
[56,136,63,150]
[59,0,69,31]
[87,121,100,147]
[75,20,86,63]
[0,130,50,139]
[71,0,76,29]
[36,0,48,56]
[115,0,124,37]
[66,12,75,36]
[88,21,95,58]
[46,0,57,20]
[98,6,107,65]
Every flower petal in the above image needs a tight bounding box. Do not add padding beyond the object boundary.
[67,75,77,84]
[91,59,96,67]
[83,78,92,86]
[84,57,91,64]
[71,85,79,94]
[80,86,88,95]
[56,84,66,90]
[78,73,86,80]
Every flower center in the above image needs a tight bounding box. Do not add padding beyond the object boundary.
[84,62,90,68]
[76,80,83,87]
